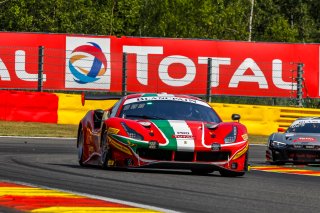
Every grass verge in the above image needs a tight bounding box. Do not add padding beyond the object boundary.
[0,121,268,144]
[0,121,78,138]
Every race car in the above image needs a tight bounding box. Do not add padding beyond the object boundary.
[77,93,249,177]
[266,117,320,165]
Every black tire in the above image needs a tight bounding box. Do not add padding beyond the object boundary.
[244,152,249,171]
[191,168,214,175]
[269,161,285,166]
[100,129,110,168]
[270,152,285,165]
[77,129,85,166]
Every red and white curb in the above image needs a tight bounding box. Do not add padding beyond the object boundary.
[0,180,178,213]
[251,165,320,176]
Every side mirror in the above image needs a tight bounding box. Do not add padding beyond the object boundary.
[277,127,285,132]
[231,114,241,121]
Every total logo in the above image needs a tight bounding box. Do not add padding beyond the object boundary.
[65,37,111,89]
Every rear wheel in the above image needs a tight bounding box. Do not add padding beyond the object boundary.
[100,129,110,168]
[77,129,85,166]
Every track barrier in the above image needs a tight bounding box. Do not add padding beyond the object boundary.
[1,91,320,136]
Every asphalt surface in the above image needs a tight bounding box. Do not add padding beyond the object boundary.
[0,137,320,213]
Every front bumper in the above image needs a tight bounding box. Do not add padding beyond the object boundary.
[267,146,320,163]
[137,161,245,175]
[109,134,249,172]
[132,142,249,172]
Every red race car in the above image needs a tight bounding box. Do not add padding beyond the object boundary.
[77,93,249,177]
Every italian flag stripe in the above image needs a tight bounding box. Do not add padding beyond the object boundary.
[152,120,195,151]
[151,120,177,150]
[169,120,195,151]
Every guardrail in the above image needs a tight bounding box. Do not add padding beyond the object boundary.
[1,91,319,136]
[211,103,320,135]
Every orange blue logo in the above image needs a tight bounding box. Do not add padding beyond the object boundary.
[68,42,107,84]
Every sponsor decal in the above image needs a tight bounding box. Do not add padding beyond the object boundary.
[65,36,111,89]
[107,127,120,135]
[241,134,248,141]
[123,45,298,93]
[127,141,137,147]
[124,95,209,107]
[172,135,194,139]
[293,137,317,143]
[107,159,115,166]
[172,131,194,139]
[232,143,249,160]
[109,139,132,155]
[290,119,320,128]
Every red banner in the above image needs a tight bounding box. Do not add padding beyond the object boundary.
[0,32,319,97]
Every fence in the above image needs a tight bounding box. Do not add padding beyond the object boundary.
[0,46,305,106]
[0,32,317,107]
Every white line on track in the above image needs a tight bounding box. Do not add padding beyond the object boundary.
[0,179,180,213]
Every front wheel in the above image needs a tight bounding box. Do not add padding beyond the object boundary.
[77,129,85,166]
[270,152,285,165]
[100,129,110,168]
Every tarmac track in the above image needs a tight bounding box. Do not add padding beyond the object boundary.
[0,137,320,213]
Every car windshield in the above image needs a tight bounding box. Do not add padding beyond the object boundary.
[287,121,320,133]
[119,100,221,123]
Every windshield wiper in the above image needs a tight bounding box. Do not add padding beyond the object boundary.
[124,114,165,120]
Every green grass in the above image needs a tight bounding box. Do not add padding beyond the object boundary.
[0,121,78,138]
[0,121,268,144]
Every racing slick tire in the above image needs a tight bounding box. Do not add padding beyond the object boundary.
[77,129,85,166]
[269,161,285,165]
[100,129,110,169]
[269,152,285,165]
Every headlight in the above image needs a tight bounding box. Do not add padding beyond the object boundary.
[121,122,144,140]
[224,126,237,143]
[270,140,286,148]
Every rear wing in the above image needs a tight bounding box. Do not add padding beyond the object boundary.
[81,92,122,106]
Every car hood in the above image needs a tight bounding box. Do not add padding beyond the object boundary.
[271,132,320,145]
[112,118,245,152]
